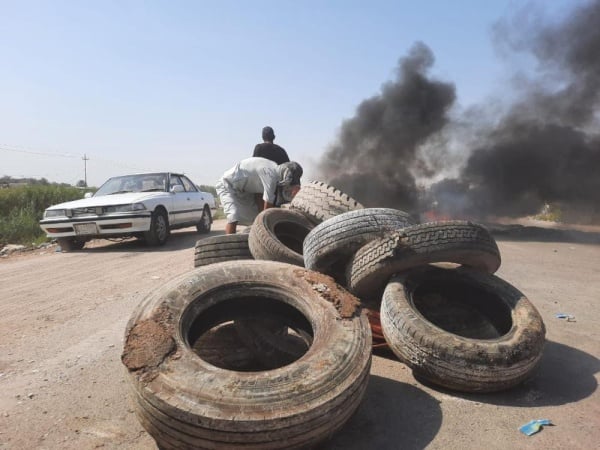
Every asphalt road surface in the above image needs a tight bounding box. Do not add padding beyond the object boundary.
[1,219,598,449]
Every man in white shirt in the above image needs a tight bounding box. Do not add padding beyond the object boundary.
[216,157,303,234]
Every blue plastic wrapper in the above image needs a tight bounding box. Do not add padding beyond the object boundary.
[556,313,576,321]
[519,419,553,436]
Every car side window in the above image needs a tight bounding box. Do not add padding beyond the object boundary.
[169,175,183,190]
[180,176,197,192]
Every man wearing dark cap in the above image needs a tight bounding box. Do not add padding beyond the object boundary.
[253,126,290,165]
[216,157,303,234]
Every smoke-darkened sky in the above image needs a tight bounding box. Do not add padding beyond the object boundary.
[318,0,600,221]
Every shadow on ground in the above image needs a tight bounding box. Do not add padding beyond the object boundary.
[75,229,225,253]
[407,340,598,407]
[324,375,442,450]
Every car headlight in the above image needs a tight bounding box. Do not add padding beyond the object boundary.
[44,209,67,218]
[105,203,147,213]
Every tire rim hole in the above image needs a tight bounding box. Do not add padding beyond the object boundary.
[273,223,310,254]
[411,279,513,339]
[183,295,314,372]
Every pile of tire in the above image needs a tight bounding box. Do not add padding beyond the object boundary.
[290,182,545,394]
[223,180,545,395]
[190,181,546,394]
[123,181,546,448]
[122,183,374,449]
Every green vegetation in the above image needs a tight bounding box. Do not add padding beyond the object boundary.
[198,185,217,197]
[198,184,225,219]
[534,203,563,222]
[0,185,86,246]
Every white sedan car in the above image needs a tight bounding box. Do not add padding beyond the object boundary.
[40,172,217,251]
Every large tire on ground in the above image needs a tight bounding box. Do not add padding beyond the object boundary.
[380,266,546,392]
[194,234,253,267]
[57,237,86,251]
[290,181,363,225]
[303,208,417,285]
[347,221,501,306]
[196,206,212,233]
[122,260,371,450]
[248,208,315,266]
[144,209,169,246]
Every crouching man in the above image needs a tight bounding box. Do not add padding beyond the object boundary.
[216,157,303,234]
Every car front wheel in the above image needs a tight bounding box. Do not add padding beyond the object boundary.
[144,209,169,246]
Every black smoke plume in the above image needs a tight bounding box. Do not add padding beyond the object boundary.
[318,42,456,214]
[318,1,600,223]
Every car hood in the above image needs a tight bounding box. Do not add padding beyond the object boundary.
[46,192,167,210]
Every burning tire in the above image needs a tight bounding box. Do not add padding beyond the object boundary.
[194,234,253,267]
[290,180,363,225]
[121,260,371,450]
[380,266,546,392]
[303,208,416,284]
[248,208,315,266]
[347,221,501,305]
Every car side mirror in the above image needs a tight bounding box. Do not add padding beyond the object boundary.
[170,184,184,193]
[84,192,93,198]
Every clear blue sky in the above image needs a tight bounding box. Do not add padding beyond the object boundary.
[0,0,581,187]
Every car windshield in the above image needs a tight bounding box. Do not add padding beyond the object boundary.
[94,174,167,196]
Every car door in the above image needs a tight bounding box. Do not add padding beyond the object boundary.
[180,175,204,223]
[168,174,189,225]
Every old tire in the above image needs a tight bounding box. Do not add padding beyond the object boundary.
[122,260,371,450]
[57,237,86,251]
[196,206,212,233]
[347,221,501,305]
[144,209,169,246]
[380,266,546,392]
[303,208,416,284]
[194,234,253,267]
[248,208,315,266]
[290,180,363,225]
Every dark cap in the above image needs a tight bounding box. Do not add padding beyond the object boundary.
[262,126,275,141]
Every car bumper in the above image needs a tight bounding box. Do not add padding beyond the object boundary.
[40,213,152,238]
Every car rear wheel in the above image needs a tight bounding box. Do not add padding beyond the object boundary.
[196,206,212,233]
[144,209,169,246]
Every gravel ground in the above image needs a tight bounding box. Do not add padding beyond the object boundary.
[0,219,598,449]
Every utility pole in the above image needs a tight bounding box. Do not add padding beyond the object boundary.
[82,154,90,187]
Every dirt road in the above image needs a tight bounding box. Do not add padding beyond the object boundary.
[1,220,599,449]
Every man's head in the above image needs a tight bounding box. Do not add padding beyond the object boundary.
[277,161,303,187]
[276,161,303,205]
[262,126,275,142]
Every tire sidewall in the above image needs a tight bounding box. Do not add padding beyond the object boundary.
[125,260,371,427]
[380,267,546,391]
[248,208,314,266]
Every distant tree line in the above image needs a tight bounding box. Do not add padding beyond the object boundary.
[0,176,75,188]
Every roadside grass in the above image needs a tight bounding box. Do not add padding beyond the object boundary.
[534,203,563,222]
[212,208,225,220]
[0,185,85,246]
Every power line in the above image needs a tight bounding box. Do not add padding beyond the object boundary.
[0,144,77,158]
